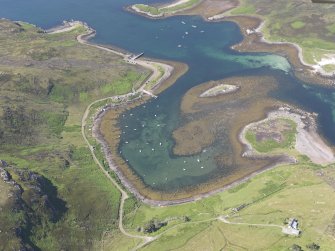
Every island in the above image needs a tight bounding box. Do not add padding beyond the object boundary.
[199,83,239,97]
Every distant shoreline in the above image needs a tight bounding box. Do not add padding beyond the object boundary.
[128,0,335,86]
[127,0,201,19]
[215,15,335,81]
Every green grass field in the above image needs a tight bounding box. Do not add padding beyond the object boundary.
[0,19,149,250]
[117,163,335,250]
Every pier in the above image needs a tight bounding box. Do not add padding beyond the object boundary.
[126,52,144,64]
[142,89,158,98]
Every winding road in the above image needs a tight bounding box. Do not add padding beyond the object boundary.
[68,22,286,250]
[81,96,155,249]
[73,24,170,250]
[218,216,284,230]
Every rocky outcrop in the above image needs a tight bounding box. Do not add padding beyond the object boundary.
[0,165,67,250]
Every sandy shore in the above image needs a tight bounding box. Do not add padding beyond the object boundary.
[130,5,164,18]
[164,0,193,8]
[240,105,335,166]
[129,0,201,19]
[254,21,335,77]
[46,20,82,34]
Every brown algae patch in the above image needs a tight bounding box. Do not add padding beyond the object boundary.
[97,75,292,202]
[174,75,281,157]
[97,72,332,203]
[149,75,295,200]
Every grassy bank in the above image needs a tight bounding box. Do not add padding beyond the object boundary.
[118,163,335,250]
[0,19,149,250]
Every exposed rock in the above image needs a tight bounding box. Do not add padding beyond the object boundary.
[0,165,67,249]
[0,168,11,182]
[0,159,8,167]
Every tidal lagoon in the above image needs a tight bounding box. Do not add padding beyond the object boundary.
[1,0,335,197]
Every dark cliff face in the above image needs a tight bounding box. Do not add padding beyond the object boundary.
[0,165,67,251]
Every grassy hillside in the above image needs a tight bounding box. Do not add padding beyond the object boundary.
[0,19,149,250]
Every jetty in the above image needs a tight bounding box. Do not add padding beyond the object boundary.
[126,52,144,64]
[142,89,158,98]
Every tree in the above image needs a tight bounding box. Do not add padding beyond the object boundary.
[306,243,320,250]
[290,244,303,251]
[143,219,167,233]
[183,216,191,222]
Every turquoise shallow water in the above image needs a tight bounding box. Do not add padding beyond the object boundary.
[1,0,335,191]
